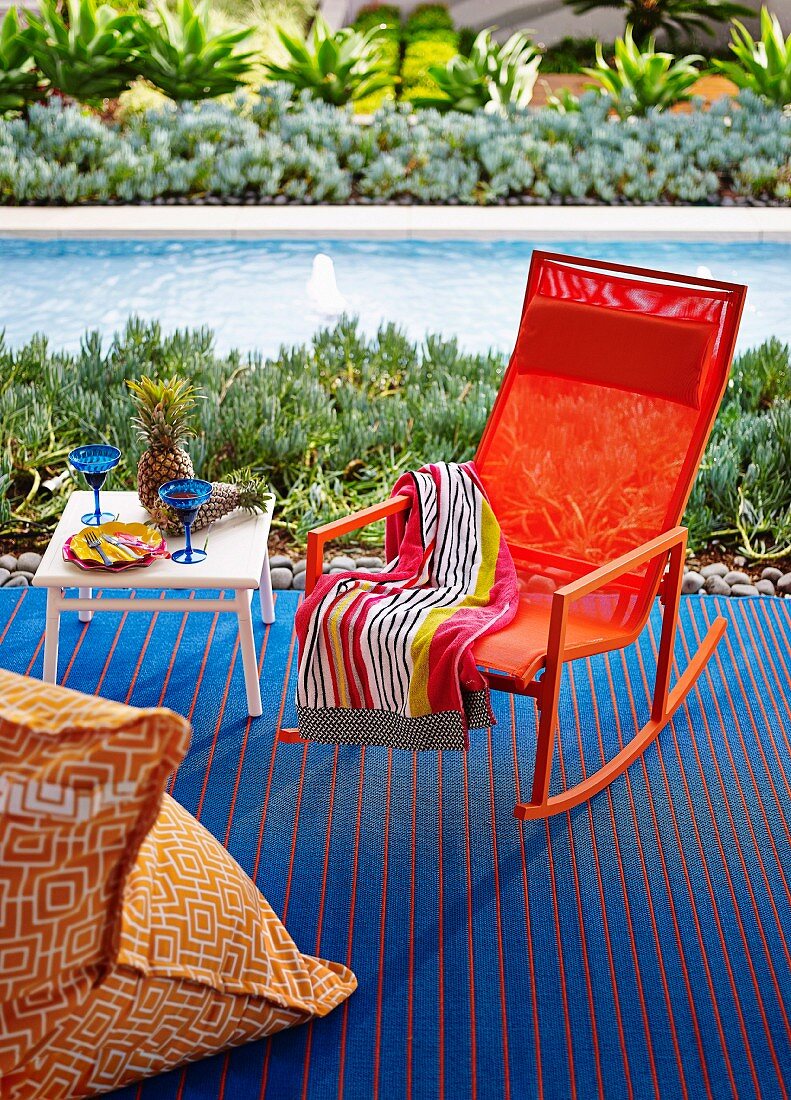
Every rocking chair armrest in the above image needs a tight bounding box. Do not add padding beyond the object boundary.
[304,494,411,595]
[553,526,688,606]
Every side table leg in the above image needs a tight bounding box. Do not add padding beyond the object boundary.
[235,590,262,717]
[259,554,275,625]
[78,587,93,623]
[43,588,61,683]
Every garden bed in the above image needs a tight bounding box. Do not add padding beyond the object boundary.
[0,89,788,206]
[1,318,788,577]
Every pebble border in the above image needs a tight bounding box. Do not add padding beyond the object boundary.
[1,551,788,598]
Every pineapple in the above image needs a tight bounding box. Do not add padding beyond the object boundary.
[149,472,272,535]
[126,375,198,513]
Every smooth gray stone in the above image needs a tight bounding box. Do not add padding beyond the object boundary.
[355,556,384,569]
[761,566,783,583]
[732,555,747,568]
[269,555,293,571]
[329,555,356,571]
[704,575,731,595]
[329,567,350,574]
[730,583,760,597]
[270,567,293,590]
[13,571,35,582]
[755,579,776,596]
[3,574,28,587]
[525,575,557,594]
[322,564,331,574]
[723,570,751,587]
[0,554,17,572]
[0,569,10,586]
[293,571,307,590]
[777,572,791,595]
[701,562,728,578]
[16,551,41,572]
[682,571,705,594]
[292,559,307,575]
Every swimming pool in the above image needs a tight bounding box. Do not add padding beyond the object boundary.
[2,238,789,355]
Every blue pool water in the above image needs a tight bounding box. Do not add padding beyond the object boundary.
[1,238,789,355]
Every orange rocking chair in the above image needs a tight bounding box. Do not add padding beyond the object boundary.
[282,252,746,820]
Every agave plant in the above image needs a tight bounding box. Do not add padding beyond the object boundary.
[24,0,138,105]
[563,0,755,46]
[131,0,255,101]
[583,26,703,115]
[0,8,41,116]
[414,28,541,114]
[263,14,391,106]
[714,7,791,107]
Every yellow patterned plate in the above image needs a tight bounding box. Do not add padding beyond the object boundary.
[67,521,165,566]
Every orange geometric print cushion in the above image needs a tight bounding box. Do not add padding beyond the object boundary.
[0,671,356,1098]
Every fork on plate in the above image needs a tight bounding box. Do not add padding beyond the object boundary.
[85,533,116,567]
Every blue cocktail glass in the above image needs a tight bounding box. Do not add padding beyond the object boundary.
[159,478,212,565]
[68,445,122,526]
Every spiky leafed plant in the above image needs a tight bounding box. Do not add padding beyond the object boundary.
[131,0,256,101]
[127,375,198,513]
[0,8,42,117]
[24,0,138,105]
[263,13,391,106]
[713,7,791,108]
[583,26,703,115]
[414,27,541,114]
[563,0,754,46]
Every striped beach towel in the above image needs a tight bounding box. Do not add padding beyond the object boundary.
[294,462,518,751]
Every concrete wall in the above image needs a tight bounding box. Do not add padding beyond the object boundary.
[328,0,791,49]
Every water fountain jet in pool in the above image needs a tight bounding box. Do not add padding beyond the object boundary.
[307,253,348,316]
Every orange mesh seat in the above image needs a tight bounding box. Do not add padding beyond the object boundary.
[283,252,745,819]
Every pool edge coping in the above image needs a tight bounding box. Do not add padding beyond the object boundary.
[1,205,790,240]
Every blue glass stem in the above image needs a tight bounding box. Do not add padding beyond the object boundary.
[184,522,193,563]
[93,485,102,523]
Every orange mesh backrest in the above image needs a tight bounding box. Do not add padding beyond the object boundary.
[475,253,745,628]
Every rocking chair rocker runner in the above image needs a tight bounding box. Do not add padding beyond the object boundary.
[280,252,746,820]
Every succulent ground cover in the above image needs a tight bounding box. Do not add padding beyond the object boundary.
[1,319,788,575]
[0,86,789,204]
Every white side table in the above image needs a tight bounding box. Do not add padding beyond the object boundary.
[33,491,275,717]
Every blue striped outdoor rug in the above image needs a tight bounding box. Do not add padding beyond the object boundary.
[1,588,790,1100]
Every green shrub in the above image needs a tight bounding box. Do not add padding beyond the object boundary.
[713,7,791,107]
[265,13,391,105]
[24,0,138,105]
[351,3,401,111]
[458,26,476,57]
[415,27,541,113]
[403,4,454,42]
[583,25,703,114]
[131,0,255,101]
[400,38,457,99]
[0,8,41,117]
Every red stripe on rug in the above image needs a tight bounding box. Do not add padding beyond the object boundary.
[568,662,631,1097]
[372,749,393,1100]
[336,745,367,1100]
[485,728,512,1100]
[95,593,136,696]
[544,811,577,1100]
[0,588,26,646]
[553,691,604,1100]
[195,637,239,824]
[61,592,103,686]
[282,740,310,921]
[461,751,478,1100]
[406,753,418,1099]
[300,742,340,1100]
[437,753,445,1100]
[124,591,167,704]
[509,697,543,1100]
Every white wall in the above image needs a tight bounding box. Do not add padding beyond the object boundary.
[332,0,791,48]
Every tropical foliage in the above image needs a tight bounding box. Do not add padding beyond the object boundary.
[564,0,754,45]
[24,0,137,105]
[131,0,255,101]
[263,13,390,106]
[414,28,541,114]
[714,6,791,106]
[0,8,40,116]
[1,319,788,560]
[583,26,703,115]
